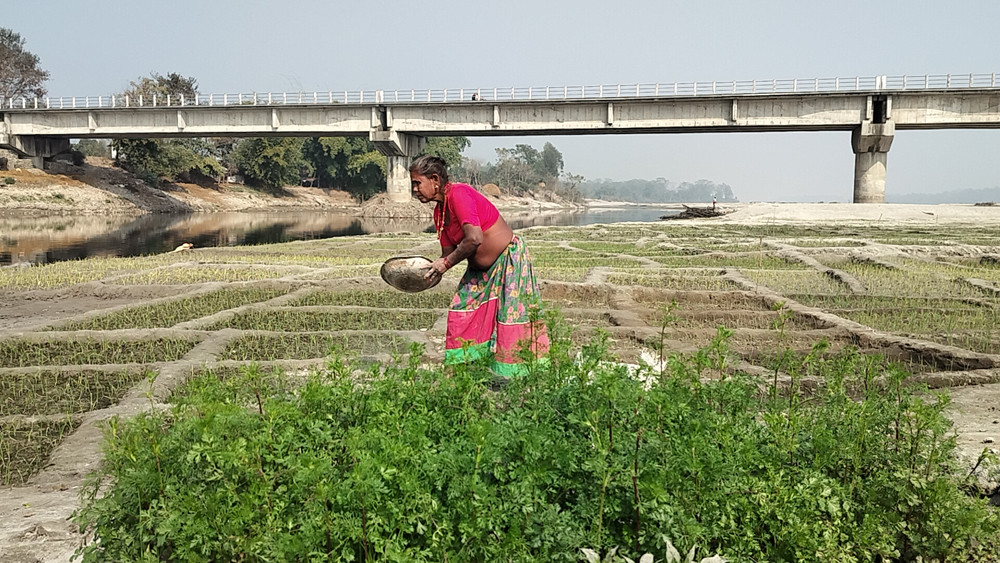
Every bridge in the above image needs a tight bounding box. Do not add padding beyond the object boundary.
[2,73,999,203]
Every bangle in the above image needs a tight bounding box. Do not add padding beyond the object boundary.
[442,256,453,270]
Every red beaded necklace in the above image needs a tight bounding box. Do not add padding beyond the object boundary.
[434,183,449,240]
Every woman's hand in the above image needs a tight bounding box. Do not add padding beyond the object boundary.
[424,257,449,280]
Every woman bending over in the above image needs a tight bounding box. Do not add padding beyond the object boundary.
[410,155,549,376]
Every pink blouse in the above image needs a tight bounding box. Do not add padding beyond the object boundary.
[434,183,500,247]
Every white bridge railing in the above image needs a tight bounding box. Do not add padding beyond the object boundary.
[3,73,999,110]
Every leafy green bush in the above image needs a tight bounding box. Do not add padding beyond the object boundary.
[72,139,111,158]
[136,167,159,187]
[3,176,14,185]
[75,327,999,562]
[231,137,308,191]
[114,138,225,184]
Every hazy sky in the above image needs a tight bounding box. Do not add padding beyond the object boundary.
[6,0,1000,202]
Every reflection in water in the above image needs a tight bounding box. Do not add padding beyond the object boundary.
[0,207,674,266]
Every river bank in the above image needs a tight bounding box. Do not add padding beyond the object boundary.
[0,158,578,216]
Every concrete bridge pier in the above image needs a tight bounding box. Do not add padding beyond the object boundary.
[370,129,426,203]
[851,120,894,203]
[0,131,71,169]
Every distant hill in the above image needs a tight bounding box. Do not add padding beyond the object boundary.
[888,187,1000,204]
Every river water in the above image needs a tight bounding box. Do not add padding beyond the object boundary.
[0,207,676,266]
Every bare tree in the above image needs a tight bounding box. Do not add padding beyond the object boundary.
[0,28,49,100]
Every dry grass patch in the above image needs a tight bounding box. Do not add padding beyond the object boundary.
[540,283,619,308]
[109,266,294,285]
[838,262,989,298]
[893,258,1000,283]
[0,338,197,368]
[534,267,591,282]
[1,418,79,486]
[0,255,173,290]
[296,266,382,279]
[743,270,853,295]
[607,272,739,291]
[531,254,646,269]
[210,310,439,332]
[54,287,289,330]
[780,239,866,248]
[567,241,688,256]
[631,289,772,311]
[650,253,809,269]
[222,333,409,361]
[289,289,452,308]
[789,294,981,310]
[184,250,382,267]
[740,345,944,376]
[640,309,827,331]
[0,368,149,416]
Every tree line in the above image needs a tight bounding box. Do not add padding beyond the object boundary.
[452,142,586,202]
[69,73,466,199]
[74,72,588,201]
[1,29,584,202]
[5,27,739,203]
[578,177,738,203]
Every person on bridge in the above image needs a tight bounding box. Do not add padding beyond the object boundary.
[410,155,549,376]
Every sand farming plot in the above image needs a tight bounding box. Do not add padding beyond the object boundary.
[1,214,1000,559]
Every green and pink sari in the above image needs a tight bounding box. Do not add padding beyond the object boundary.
[445,235,549,376]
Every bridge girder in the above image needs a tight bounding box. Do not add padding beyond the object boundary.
[0,117,71,168]
[4,89,999,201]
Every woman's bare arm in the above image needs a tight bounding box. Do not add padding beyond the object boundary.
[426,226,481,279]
